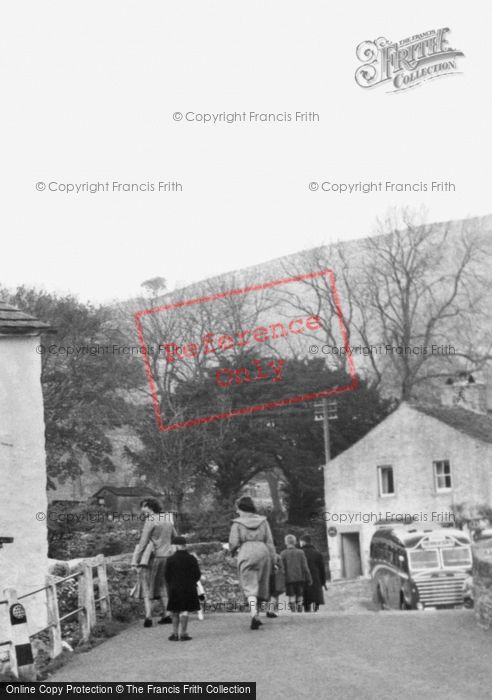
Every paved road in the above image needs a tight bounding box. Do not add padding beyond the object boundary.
[52,609,492,699]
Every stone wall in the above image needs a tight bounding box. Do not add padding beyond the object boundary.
[473,540,492,630]
[106,543,245,620]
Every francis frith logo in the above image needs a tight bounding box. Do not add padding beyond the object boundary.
[355,28,464,91]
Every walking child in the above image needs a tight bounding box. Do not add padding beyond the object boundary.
[266,552,285,618]
[280,534,312,612]
[190,550,206,620]
[165,536,201,641]
[196,579,205,620]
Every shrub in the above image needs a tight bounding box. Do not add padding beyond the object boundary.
[48,508,142,560]
[106,562,142,623]
[188,541,224,556]
[91,620,126,639]
[48,561,70,577]
[57,577,79,618]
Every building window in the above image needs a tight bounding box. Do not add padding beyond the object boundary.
[97,496,105,506]
[434,460,452,490]
[378,466,395,496]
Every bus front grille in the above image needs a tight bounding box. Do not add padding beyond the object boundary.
[415,573,467,607]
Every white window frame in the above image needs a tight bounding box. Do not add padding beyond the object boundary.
[433,460,452,492]
[378,465,395,497]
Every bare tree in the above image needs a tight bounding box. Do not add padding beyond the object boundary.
[281,209,492,401]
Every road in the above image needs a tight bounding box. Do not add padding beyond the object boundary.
[51,609,492,699]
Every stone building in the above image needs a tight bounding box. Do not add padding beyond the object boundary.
[0,302,55,637]
[324,377,492,580]
[91,485,168,514]
[47,427,144,504]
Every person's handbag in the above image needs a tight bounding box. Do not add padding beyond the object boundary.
[274,564,286,595]
[132,539,154,567]
[130,568,143,598]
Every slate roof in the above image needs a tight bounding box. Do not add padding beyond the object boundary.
[411,403,492,446]
[92,485,162,497]
[0,301,55,335]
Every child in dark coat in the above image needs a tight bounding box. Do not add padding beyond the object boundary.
[165,536,201,641]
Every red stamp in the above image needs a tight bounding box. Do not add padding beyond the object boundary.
[134,269,358,431]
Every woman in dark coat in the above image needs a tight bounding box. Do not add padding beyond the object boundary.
[300,535,327,611]
[165,536,201,641]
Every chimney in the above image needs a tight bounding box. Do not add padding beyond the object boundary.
[441,373,487,414]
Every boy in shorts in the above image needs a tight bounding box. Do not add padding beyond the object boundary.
[280,534,312,612]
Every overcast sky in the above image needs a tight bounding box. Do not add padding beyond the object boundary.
[1,1,491,304]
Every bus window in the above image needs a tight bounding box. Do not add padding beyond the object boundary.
[441,547,472,567]
[408,549,439,570]
[372,541,386,560]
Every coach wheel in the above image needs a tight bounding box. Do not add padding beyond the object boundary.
[400,593,410,611]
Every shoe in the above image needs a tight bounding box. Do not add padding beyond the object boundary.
[158,616,173,625]
[250,618,262,630]
[168,634,179,641]
[266,612,277,618]
[143,618,153,628]
[180,634,192,641]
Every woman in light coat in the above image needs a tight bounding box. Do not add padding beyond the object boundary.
[228,496,276,630]
[131,498,177,627]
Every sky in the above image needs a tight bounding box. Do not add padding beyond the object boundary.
[1,1,491,304]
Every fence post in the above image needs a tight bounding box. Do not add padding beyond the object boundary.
[86,562,97,630]
[77,563,95,641]
[77,573,89,643]
[4,588,36,681]
[45,576,62,658]
[96,555,112,620]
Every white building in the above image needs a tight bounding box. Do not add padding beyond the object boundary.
[0,301,54,637]
[324,378,492,580]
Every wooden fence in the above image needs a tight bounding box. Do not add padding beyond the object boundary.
[0,554,111,678]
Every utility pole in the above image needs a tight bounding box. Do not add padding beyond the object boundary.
[314,399,338,581]
[314,398,338,466]
[322,398,331,464]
